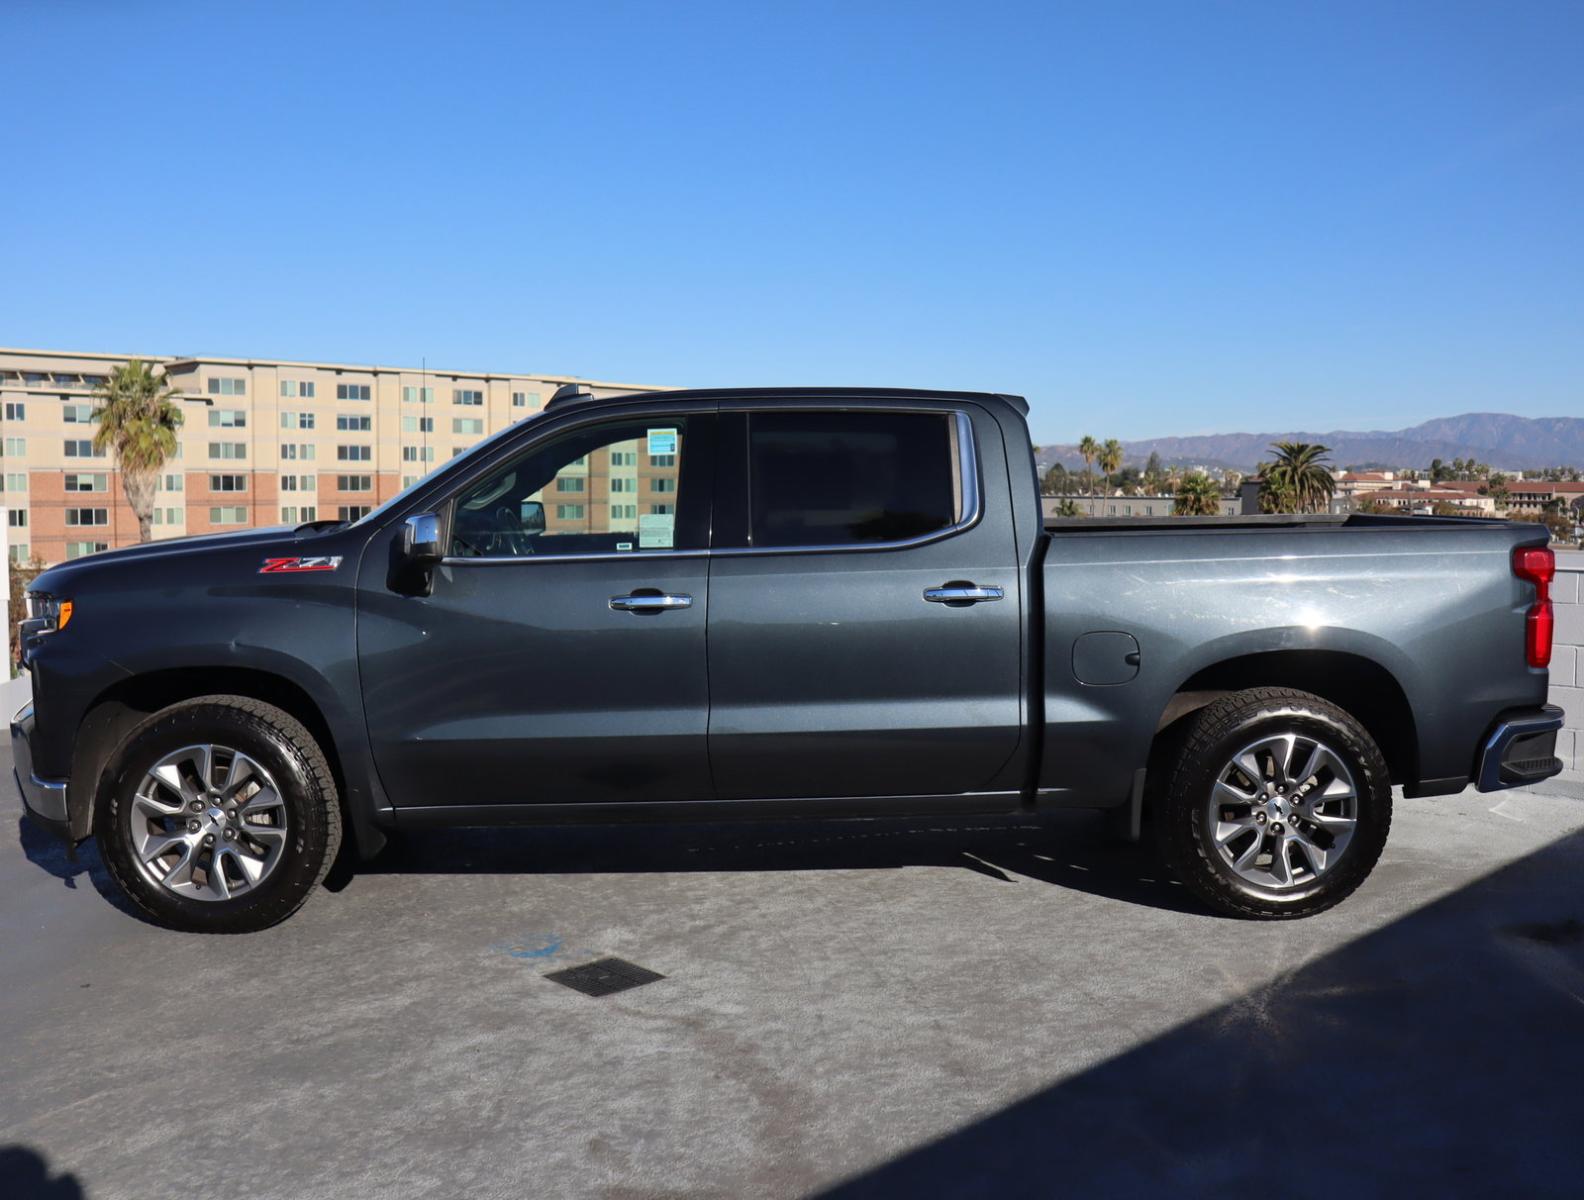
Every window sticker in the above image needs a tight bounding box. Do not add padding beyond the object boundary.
[646,428,678,456]
[616,541,634,552]
[638,513,674,549]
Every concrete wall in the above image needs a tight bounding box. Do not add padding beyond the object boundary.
[1547,564,1583,790]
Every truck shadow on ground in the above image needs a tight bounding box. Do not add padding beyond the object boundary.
[816,826,1584,1199]
[0,1145,86,1199]
[350,810,1207,915]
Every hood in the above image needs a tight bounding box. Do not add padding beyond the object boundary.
[29,525,309,595]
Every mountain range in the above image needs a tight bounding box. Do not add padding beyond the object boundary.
[1035,413,1584,473]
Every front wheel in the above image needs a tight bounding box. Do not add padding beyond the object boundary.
[100,696,341,933]
[1154,687,1392,920]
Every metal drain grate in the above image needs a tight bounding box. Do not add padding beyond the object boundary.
[545,957,665,997]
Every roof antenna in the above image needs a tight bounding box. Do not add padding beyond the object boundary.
[548,382,593,409]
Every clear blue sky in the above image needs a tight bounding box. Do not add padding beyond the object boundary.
[3,0,1580,443]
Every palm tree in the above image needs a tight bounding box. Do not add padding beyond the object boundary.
[1100,439,1123,502]
[1174,471,1223,516]
[1078,435,1099,514]
[93,359,185,543]
[1262,441,1336,514]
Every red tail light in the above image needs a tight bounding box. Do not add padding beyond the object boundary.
[1513,545,1555,668]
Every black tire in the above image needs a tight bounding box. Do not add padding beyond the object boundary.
[99,696,341,933]
[1154,687,1392,920]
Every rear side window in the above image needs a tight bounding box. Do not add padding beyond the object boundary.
[748,411,962,548]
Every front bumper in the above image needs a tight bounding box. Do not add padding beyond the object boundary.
[11,702,71,839]
[1475,704,1566,792]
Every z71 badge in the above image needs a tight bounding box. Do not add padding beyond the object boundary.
[259,556,343,574]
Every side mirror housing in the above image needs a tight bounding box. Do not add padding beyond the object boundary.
[520,500,546,535]
[402,512,444,565]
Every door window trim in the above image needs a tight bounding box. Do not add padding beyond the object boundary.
[714,407,983,558]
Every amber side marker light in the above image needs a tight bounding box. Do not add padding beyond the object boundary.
[1512,546,1555,668]
[57,599,74,632]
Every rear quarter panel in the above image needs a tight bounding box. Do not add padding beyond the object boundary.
[1038,521,1551,804]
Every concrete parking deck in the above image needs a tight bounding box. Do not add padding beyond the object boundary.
[3,740,1583,1198]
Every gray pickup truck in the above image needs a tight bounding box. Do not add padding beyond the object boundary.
[13,387,1565,931]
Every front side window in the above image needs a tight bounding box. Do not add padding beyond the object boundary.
[747,411,963,548]
[449,415,702,558]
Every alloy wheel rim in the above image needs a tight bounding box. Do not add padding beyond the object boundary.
[1205,731,1359,891]
[128,744,289,902]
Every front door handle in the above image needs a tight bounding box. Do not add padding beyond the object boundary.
[923,584,1005,605]
[609,592,693,613]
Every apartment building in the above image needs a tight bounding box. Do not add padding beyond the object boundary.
[0,348,669,565]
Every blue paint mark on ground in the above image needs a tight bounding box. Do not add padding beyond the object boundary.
[490,934,564,960]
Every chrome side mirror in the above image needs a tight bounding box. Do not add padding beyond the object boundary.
[402,512,443,565]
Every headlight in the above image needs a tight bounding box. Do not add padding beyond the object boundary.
[26,592,73,632]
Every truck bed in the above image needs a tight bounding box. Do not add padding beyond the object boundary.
[1042,512,1500,533]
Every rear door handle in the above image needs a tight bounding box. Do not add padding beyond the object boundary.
[923,584,1005,605]
[609,592,693,612]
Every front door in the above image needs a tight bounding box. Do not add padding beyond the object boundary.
[706,404,1025,801]
[357,409,716,812]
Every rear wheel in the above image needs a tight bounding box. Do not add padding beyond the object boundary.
[100,696,340,933]
[1154,687,1392,919]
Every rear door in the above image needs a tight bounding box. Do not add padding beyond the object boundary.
[705,401,1025,802]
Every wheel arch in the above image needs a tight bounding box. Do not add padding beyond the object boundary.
[1151,649,1418,786]
[74,666,385,857]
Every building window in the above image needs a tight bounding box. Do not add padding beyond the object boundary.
[402,415,434,433]
[337,475,372,492]
[153,508,182,526]
[4,402,24,421]
[3,472,26,492]
[337,505,371,521]
[402,475,418,489]
[453,389,483,406]
[556,477,585,493]
[336,445,371,462]
[210,506,248,525]
[280,474,315,492]
[209,442,247,460]
[649,453,676,468]
[62,403,97,424]
[63,439,97,457]
[402,445,435,463]
[66,542,108,559]
[161,473,183,491]
[402,386,435,404]
[280,443,316,461]
[9,544,29,563]
[209,474,248,492]
[65,507,109,526]
[4,437,24,456]
[555,504,585,520]
[279,380,316,398]
[512,391,540,409]
[336,383,372,401]
[209,409,247,428]
[281,411,316,430]
[8,509,26,527]
[208,377,247,396]
[649,503,674,515]
[453,418,483,435]
[64,473,106,492]
[611,504,637,520]
[611,450,637,466]
[610,478,636,494]
[651,478,677,493]
[337,414,372,432]
[281,505,317,523]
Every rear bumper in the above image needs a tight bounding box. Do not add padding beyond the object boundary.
[11,703,71,839]
[1475,704,1566,792]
